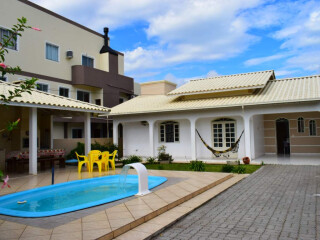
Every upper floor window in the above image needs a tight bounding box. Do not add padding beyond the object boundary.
[309,120,317,136]
[37,83,48,92]
[59,87,69,97]
[212,118,236,149]
[46,43,59,62]
[160,121,179,143]
[77,90,90,103]
[297,117,304,133]
[0,27,17,50]
[82,55,94,68]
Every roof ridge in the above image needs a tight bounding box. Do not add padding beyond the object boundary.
[273,74,320,82]
[190,70,274,82]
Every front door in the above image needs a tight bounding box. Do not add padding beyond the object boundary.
[276,118,290,155]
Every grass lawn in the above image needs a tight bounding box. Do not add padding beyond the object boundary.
[144,163,261,174]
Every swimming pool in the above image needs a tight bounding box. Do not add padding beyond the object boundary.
[0,175,167,217]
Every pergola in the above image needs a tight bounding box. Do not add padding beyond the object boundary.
[0,81,110,175]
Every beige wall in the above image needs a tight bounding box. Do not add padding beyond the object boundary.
[1,0,122,105]
[141,80,177,95]
[53,138,112,156]
[264,112,320,154]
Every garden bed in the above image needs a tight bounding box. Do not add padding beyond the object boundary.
[144,163,261,174]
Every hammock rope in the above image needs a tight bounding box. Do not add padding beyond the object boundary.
[196,129,244,157]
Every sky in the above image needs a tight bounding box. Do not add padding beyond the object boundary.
[30,0,320,85]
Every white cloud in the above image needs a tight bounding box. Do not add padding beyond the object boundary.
[206,70,220,78]
[244,53,289,66]
[31,0,320,78]
[274,70,299,77]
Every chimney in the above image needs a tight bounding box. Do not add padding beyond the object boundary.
[100,27,118,55]
[103,27,109,47]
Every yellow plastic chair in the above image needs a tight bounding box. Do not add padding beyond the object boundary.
[101,151,111,171]
[89,150,103,173]
[108,150,117,171]
[75,152,91,173]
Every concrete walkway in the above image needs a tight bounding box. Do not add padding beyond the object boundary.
[153,165,320,240]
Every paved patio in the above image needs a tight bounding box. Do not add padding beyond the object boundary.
[153,165,320,240]
[0,166,244,240]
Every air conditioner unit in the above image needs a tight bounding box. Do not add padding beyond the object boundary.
[66,51,73,59]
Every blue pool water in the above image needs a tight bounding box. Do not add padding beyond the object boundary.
[0,175,167,217]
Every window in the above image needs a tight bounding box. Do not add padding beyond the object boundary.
[46,43,59,62]
[82,55,94,67]
[95,99,101,105]
[298,117,304,133]
[160,121,179,143]
[77,90,90,103]
[212,118,236,149]
[0,27,17,50]
[72,129,83,138]
[309,120,317,136]
[37,83,48,92]
[59,87,69,97]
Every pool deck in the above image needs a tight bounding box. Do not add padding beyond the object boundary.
[0,167,247,240]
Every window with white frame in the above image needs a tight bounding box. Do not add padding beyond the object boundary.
[82,55,94,68]
[212,118,236,149]
[298,117,304,133]
[72,129,83,138]
[37,83,48,92]
[309,120,317,136]
[0,27,17,50]
[160,121,179,143]
[59,87,69,97]
[46,43,59,62]
[77,90,90,103]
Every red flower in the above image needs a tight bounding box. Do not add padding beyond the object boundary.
[0,63,7,69]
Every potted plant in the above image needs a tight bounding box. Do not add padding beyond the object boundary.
[242,157,250,164]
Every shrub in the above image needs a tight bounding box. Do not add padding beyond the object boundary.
[67,142,85,160]
[146,157,157,164]
[190,160,205,172]
[221,164,234,173]
[232,165,246,174]
[122,155,142,166]
[158,153,173,163]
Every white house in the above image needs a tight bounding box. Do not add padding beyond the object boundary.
[110,70,320,162]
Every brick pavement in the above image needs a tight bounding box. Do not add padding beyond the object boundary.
[153,165,320,240]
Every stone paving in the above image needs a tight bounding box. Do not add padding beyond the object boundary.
[153,165,320,240]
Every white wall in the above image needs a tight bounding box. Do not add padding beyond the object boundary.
[53,122,64,139]
[154,119,191,160]
[123,122,149,157]
[251,115,265,159]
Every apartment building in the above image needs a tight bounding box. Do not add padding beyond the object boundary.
[1,0,135,147]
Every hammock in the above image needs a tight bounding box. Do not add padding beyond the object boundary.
[196,129,244,157]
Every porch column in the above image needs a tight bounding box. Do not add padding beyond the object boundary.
[50,115,54,149]
[243,115,252,160]
[190,118,197,160]
[29,107,37,175]
[113,121,119,145]
[84,112,91,156]
[148,120,155,157]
